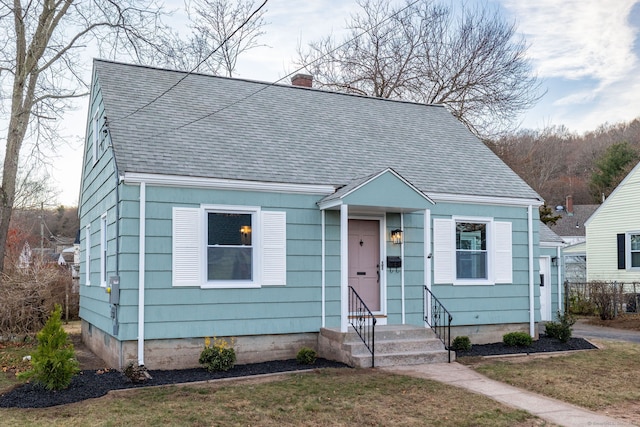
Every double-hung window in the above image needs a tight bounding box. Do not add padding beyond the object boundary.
[434,216,512,285]
[173,205,286,288]
[207,211,256,282]
[456,222,487,279]
[632,234,640,268]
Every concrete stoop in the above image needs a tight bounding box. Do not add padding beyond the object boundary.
[319,324,453,368]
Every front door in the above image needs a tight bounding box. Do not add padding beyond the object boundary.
[348,219,381,312]
[539,257,552,321]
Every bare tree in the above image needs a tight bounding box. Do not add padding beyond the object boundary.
[296,0,541,138]
[0,1,173,274]
[184,0,268,77]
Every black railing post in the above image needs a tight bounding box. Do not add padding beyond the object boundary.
[424,286,453,363]
[348,286,376,368]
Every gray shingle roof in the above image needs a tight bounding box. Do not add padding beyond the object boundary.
[549,205,599,237]
[95,60,541,200]
[539,222,564,244]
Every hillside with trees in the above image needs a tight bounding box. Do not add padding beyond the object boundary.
[489,120,640,207]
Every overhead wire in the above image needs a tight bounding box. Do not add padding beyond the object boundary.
[115,0,422,141]
[110,0,269,125]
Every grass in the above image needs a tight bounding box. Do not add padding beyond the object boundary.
[464,340,640,413]
[0,341,34,391]
[0,369,542,426]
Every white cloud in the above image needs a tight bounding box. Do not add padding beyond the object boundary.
[501,0,639,84]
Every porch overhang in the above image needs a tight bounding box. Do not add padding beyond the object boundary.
[317,168,435,212]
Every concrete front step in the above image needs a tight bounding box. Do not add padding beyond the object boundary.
[318,324,454,368]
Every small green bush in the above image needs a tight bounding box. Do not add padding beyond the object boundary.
[502,331,532,347]
[450,336,472,352]
[296,347,317,365]
[545,311,576,343]
[18,304,79,390]
[199,336,236,372]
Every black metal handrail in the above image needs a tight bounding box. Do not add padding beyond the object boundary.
[424,286,453,362]
[348,286,376,367]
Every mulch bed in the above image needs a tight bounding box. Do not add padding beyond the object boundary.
[0,358,347,409]
[456,335,597,358]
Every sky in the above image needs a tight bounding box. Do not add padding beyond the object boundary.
[27,0,640,206]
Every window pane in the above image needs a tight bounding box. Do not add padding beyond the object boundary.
[208,213,252,246]
[632,252,640,268]
[456,251,487,279]
[208,247,252,280]
[631,235,640,251]
[456,223,486,250]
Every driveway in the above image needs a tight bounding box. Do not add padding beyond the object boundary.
[573,319,640,344]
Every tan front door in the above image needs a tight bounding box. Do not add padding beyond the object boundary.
[348,219,381,312]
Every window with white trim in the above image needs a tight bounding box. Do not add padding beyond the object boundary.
[434,217,512,285]
[173,206,286,288]
[100,214,107,287]
[456,222,487,279]
[630,233,640,269]
[85,225,91,286]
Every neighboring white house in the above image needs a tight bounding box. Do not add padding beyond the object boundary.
[585,161,640,283]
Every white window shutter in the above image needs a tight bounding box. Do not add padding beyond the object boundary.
[433,218,454,284]
[261,211,286,286]
[173,207,202,287]
[494,221,513,283]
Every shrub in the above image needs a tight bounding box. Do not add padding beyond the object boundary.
[450,336,472,352]
[199,336,236,372]
[502,331,532,347]
[545,311,575,343]
[18,304,79,390]
[296,347,317,365]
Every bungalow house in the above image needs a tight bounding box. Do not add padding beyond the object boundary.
[79,60,551,369]
[585,161,640,284]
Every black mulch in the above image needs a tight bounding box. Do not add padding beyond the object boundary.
[456,335,597,358]
[0,358,348,409]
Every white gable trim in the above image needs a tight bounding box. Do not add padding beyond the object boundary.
[428,192,543,207]
[585,160,640,227]
[123,172,335,195]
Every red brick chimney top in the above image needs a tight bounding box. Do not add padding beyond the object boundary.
[566,195,573,216]
[291,73,313,88]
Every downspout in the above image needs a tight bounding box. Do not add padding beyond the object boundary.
[138,182,146,366]
[400,212,405,324]
[528,205,535,337]
[340,204,349,333]
[557,246,562,314]
[424,209,432,325]
[321,210,326,328]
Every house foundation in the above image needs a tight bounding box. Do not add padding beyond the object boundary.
[81,320,318,370]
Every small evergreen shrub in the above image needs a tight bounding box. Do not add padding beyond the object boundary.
[450,336,472,352]
[18,304,79,390]
[199,336,236,372]
[296,347,317,365]
[545,311,576,343]
[502,331,532,347]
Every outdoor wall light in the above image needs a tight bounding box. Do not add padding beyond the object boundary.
[391,229,403,245]
[552,256,558,266]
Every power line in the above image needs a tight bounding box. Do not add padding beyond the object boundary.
[111,0,269,125]
[136,0,423,142]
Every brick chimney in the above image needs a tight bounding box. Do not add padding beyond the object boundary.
[566,195,574,216]
[291,73,313,88]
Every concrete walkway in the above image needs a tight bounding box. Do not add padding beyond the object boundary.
[382,362,634,427]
